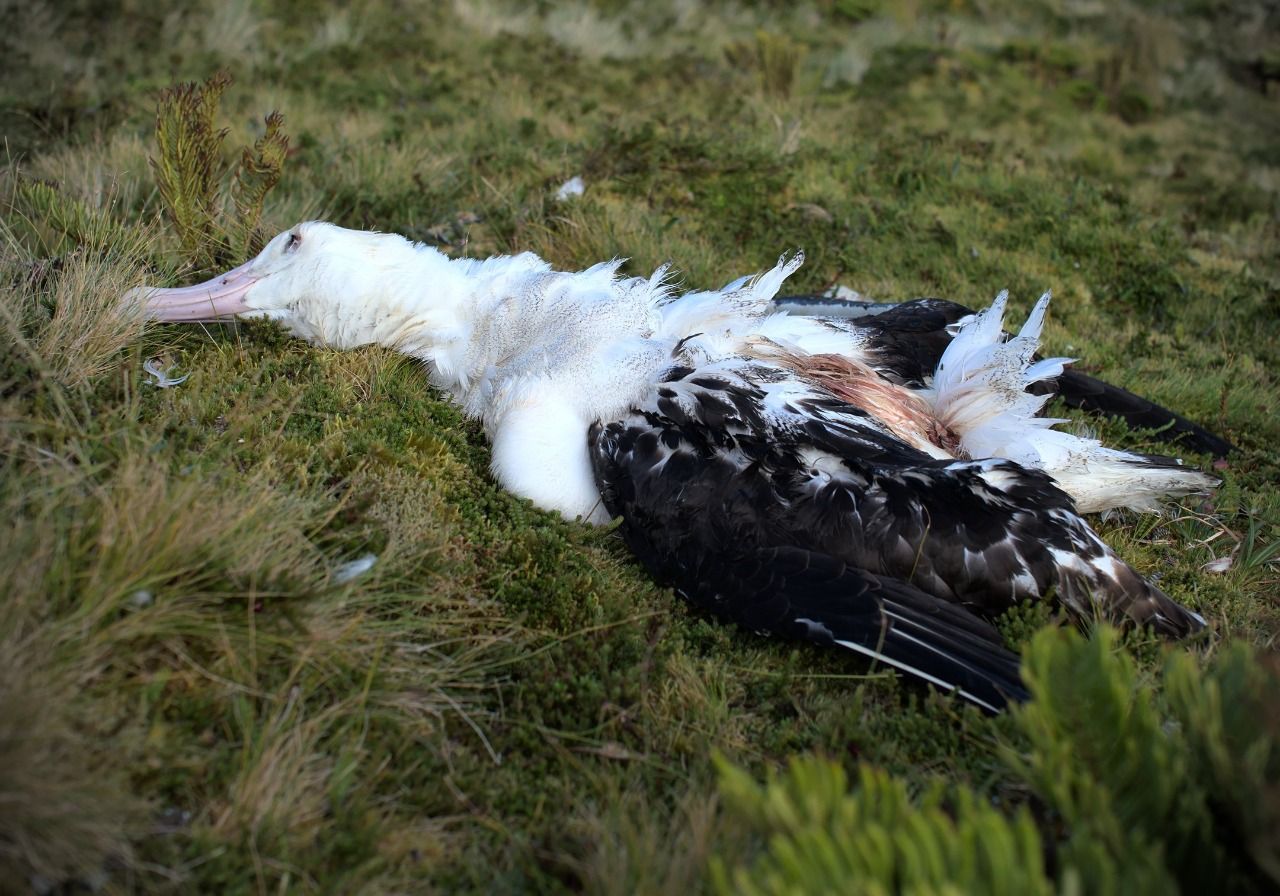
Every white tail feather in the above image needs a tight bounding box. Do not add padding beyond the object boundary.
[930,291,1216,513]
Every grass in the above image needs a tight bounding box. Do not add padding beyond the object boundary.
[1,0,1278,892]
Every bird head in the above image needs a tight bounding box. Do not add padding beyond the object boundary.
[126,221,437,348]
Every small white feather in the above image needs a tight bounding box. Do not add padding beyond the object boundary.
[335,553,378,583]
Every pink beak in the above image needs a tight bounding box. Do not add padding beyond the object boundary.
[128,259,261,322]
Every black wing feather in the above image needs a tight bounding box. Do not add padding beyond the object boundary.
[682,545,1029,713]
[1046,368,1234,457]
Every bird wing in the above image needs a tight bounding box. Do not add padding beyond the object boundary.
[589,359,1203,705]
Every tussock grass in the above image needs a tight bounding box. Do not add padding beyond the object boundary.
[560,784,720,895]
[0,179,153,391]
[0,628,143,889]
[24,132,154,219]
[1,243,148,390]
[2,0,1277,891]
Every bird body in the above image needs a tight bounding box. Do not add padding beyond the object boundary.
[130,221,1220,709]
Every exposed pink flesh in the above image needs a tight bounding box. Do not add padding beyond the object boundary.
[133,260,260,322]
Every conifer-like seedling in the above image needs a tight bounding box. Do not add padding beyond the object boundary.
[231,111,290,258]
[150,72,289,273]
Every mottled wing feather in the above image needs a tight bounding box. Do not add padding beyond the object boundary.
[591,361,1203,668]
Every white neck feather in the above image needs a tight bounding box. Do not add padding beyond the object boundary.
[316,247,673,521]
[303,242,815,522]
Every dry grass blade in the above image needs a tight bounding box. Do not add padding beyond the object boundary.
[0,617,143,888]
[30,250,147,389]
[0,200,152,391]
[210,687,336,854]
[563,785,720,896]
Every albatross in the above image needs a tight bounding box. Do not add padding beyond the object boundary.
[128,221,1222,712]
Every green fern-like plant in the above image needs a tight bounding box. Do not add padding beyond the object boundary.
[1009,626,1276,894]
[230,110,290,259]
[711,630,1279,895]
[1164,644,1280,886]
[151,70,231,271]
[150,72,288,273]
[1006,627,1196,894]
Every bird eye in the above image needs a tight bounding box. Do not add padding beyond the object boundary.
[285,232,301,253]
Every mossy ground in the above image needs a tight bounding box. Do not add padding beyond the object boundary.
[1,1,1277,892]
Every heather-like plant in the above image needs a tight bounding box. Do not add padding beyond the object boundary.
[151,70,231,270]
[713,628,1279,894]
[230,110,290,259]
[712,757,1054,896]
